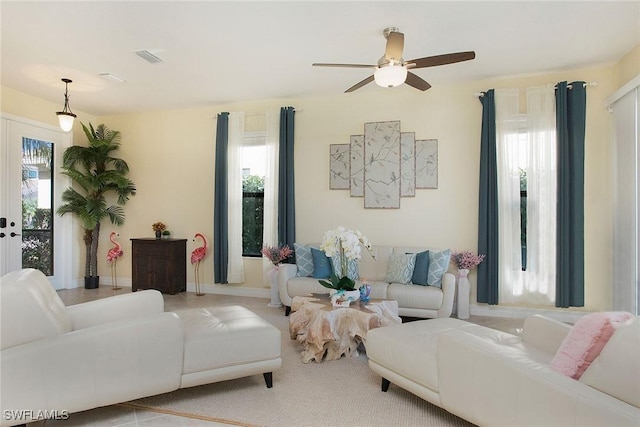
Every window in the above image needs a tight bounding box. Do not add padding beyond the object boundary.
[241,140,266,257]
[22,138,54,275]
[496,87,556,305]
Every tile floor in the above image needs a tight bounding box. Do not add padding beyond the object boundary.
[28,287,524,426]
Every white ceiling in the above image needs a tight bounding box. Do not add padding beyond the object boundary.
[2,1,639,117]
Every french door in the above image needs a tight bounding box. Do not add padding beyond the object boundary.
[0,115,72,289]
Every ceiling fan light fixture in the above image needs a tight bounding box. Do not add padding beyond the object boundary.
[374,64,407,88]
[55,78,77,132]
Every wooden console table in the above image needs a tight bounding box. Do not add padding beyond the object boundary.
[289,295,401,363]
[131,238,187,294]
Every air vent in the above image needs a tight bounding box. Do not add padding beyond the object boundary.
[134,50,163,64]
[99,72,126,83]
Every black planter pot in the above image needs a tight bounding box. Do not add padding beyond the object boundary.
[84,276,100,289]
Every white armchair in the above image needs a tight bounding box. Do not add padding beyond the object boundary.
[1,269,281,426]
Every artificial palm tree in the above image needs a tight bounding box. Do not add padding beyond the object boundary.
[57,123,136,288]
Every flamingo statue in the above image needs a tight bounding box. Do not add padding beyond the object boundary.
[191,233,208,296]
[106,231,123,290]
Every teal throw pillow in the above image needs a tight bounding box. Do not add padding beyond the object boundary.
[385,253,417,285]
[294,243,313,277]
[331,255,359,280]
[311,248,333,279]
[410,250,430,286]
[427,249,451,288]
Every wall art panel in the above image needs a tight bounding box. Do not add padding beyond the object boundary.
[400,132,416,197]
[350,135,364,197]
[364,121,401,209]
[328,121,439,208]
[415,139,438,189]
[329,143,351,189]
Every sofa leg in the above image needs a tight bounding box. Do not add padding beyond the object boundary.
[285,306,291,316]
[263,372,273,388]
[381,377,390,392]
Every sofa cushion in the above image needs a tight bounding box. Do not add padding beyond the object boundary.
[311,248,332,278]
[385,253,416,285]
[388,283,443,310]
[579,316,639,408]
[367,281,391,299]
[411,250,430,286]
[550,312,633,380]
[1,269,72,350]
[174,305,281,374]
[427,249,451,288]
[294,243,314,277]
[367,318,473,393]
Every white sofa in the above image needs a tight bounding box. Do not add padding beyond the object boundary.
[366,315,640,427]
[278,245,455,318]
[0,269,281,426]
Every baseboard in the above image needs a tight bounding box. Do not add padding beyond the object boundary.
[185,283,270,299]
[469,303,589,323]
[69,277,270,299]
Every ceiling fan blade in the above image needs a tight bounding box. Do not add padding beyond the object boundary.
[405,72,431,91]
[345,75,375,93]
[313,63,376,69]
[385,31,404,62]
[407,51,476,69]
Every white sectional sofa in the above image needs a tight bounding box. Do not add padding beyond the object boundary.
[0,269,281,426]
[366,314,640,427]
[278,244,456,318]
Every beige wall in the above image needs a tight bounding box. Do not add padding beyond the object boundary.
[1,86,97,143]
[613,44,640,89]
[1,61,621,312]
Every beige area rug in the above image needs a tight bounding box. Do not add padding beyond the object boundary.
[128,301,474,427]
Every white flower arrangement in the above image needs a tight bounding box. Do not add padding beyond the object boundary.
[320,226,373,262]
[318,227,375,292]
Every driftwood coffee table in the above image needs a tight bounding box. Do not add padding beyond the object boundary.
[289,295,401,363]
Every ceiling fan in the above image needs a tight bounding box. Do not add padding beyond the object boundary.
[313,27,475,93]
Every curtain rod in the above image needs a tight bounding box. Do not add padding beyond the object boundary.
[212,108,300,119]
[475,81,597,97]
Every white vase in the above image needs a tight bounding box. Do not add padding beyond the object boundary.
[329,289,360,302]
[457,268,470,319]
[268,266,282,307]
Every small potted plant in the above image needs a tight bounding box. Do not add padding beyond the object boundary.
[152,221,166,239]
[161,230,171,240]
[451,250,485,277]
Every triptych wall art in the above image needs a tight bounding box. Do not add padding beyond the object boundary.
[330,120,438,209]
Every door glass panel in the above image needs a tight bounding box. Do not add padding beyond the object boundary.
[22,137,54,275]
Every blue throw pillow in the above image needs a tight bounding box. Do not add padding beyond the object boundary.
[294,243,314,277]
[311,247,333,279]
[410,250,430,286]
[427,249,451,288]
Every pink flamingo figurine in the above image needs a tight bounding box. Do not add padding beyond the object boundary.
[191,233,208,296]
[106,231,123,290]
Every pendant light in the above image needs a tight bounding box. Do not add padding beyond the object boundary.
[56,78,76,132]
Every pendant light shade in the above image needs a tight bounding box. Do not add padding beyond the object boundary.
[56,78,76,132]
[374,64,407,88]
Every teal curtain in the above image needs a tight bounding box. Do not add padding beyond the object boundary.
[214,112,229,284]
[555,81,586,307]
[477,90,499,304]
[278,107,296,253]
